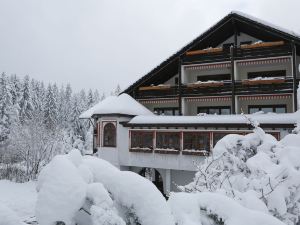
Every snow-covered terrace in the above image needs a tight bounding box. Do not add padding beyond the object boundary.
[125,111,300,128]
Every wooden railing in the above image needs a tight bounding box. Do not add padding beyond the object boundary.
[134,78,297,99]
[183,42,291,65]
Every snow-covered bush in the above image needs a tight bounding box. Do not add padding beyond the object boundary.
[169,192,285,225]
[181,117,300,225]
[36,149,174,225]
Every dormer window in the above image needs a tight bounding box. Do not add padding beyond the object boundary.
[103,122,116,147]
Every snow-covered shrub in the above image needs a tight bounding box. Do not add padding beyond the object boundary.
[168,192,285,225]
[181,118,300,225]
[36,149,174,225]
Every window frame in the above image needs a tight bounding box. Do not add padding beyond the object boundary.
[182,132,211,151]
[247,70,286,79]
[197,74,231,82]
[102,121,117,147]
[248,104,287,114]
[130,130,154,150]
[155,131,181,151]
[154,107,179,116]
[197,106,231,115]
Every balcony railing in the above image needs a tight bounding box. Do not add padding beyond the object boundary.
[183,42,292,65]
[134,78,297,99]
[234,78,295,95]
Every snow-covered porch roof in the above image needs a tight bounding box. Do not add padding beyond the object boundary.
[79,94,153,119]
[123,111,300,128]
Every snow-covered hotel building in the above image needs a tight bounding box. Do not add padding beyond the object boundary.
[81,12,300,195]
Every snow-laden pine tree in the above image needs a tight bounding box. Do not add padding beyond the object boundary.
[93,89,100,103]
[19,75,34,123]
[0,73,14,142]
[87,89,94,108]
[111,84,121,96]
[9,74,21,106]
[44,84,58,131]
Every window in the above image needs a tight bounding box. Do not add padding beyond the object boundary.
[197,106,231,115]
[156,132,180,150]
[248,105,287,114]
[197,74,230,82]
[154,107,179,116]
[183,132,210,151]
[103,123,116,147]
[247,70,286,79]
[131,131,153,149]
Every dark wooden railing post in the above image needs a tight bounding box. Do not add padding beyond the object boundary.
[292,41,298,111]
[178,57,183,115]
[230,46,236,114]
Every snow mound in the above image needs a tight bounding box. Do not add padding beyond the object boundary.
[36,149,174,225]
[79,93,153,118]
[83,156,175,225]
[0,203,23,225]
[36,153,86,225]
[169,192,285,225]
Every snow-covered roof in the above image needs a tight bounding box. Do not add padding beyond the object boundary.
[232,11,300,39]
[128,111,300,126]
[79,94,153,119]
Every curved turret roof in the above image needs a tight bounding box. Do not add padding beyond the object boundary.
[79,93,153,119]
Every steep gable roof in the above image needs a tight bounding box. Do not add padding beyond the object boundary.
[123,11,300,95]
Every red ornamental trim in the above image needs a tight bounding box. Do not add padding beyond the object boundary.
[186,97,231,102]
[237,57,290,66]
[238,94,291,101]
[138,98,178,104]
[185,62,231,71]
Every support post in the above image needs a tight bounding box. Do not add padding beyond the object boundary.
[178,57,183,115]
[231,20,238,114]
[292,41,298,111]
[230,46,236,114]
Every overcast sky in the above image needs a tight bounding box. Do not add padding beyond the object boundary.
[0,0,300,94]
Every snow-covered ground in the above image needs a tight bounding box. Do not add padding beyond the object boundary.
[0,180,37,224]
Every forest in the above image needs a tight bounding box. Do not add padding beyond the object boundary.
[0,72,120,181]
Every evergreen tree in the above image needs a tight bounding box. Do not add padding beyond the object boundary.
[111,84,121,96]
[93,89,100,104]
[44,84,58,130]
[0,73,14,141]
[87,89,94,107]
[19,75,34,123]
[9,74,21,106]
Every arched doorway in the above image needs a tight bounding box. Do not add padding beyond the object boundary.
[139,168,165,197]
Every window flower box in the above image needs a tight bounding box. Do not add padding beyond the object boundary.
[240,41,284,49]
[186,47,223,56]
[242,77,285,85]
[182,150,210,156]
[154,149,180,155]
[186,81,224,88]
[139,84,171,91]
[129,148,153,153]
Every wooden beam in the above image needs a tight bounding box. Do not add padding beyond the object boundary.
[292,41,298,111]
[230,46,236,114]
[178,57,183,115]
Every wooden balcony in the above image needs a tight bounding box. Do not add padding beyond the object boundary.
[183,42,292,65]
[134,78,297,99]
[135,85,179,99]
[235,78,295,95]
